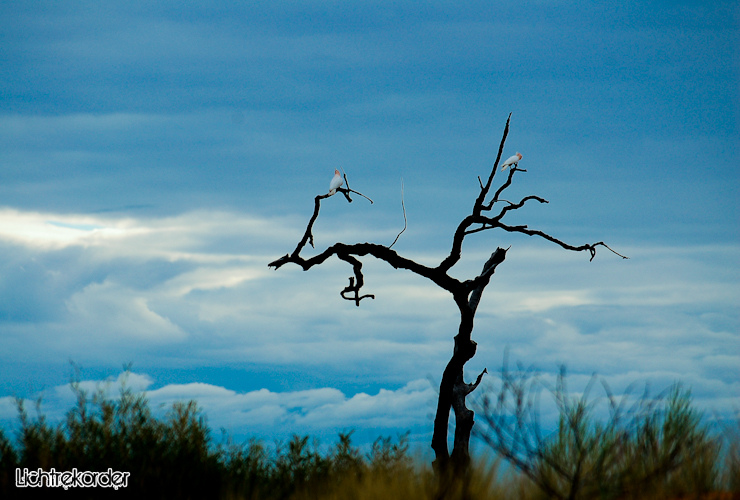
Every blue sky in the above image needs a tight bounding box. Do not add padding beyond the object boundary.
[1,0,738,454]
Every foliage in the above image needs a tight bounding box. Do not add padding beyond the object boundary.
[474,360,737,500]
[0,368,737,499]
[0,373,431,500]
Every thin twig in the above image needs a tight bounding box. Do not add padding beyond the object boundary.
[338,168,374,204]
[601,242,630,260]
[389,178,407,249]
[347,188,374,204]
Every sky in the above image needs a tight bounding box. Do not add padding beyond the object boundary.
[0,0,738,456]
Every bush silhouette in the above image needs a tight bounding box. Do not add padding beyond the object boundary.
[474,362,737,500]
[0,367,737,499]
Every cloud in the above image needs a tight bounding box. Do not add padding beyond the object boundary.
[1,370,436,446]
[152,376,438,438]
[0,204,736,453]
[0,207,736,390]
[66,280,187,342]
[0,208,125,250]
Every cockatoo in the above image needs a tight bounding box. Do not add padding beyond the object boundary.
[328,169,343,195]
[500,152,522,171]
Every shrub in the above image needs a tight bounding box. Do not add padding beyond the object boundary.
[474,361,729,500]
[0,365,737,500]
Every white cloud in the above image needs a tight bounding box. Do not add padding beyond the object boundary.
[0,208,130,250]
[66,280,187,342]
[145,376,437,436]
[0,206,736,447]
[0,207,295,256]
[0,372,436,444]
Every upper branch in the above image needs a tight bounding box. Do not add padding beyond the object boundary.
[497,222,629,261]
[483,165,525,211]
[434,115,627,270]
[474,113,511,216]
[294,194,329,254]
[495,194,548,218]
[437,114,511,273]
[464,194,549,236]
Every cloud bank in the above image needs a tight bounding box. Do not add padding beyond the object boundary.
[0,206,736,449]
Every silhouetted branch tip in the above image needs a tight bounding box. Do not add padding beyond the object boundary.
[336,170,374,204]
[389,178,407,249]
[268,254,290,269]
[587,242,630,261]
[472,368,488,392]
[340,186,374,204]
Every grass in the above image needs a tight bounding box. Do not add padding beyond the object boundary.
[0,369,737,500]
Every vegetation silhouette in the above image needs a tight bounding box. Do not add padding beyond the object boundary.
[474,357,739,500]
[0,366,737,499]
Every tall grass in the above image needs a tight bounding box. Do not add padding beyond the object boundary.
[474,363,740,500]
[0,369,737,499]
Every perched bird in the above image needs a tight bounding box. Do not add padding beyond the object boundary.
[328,169,343,195]
[500,152,523,171]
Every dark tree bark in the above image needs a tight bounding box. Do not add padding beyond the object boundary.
[268,115,626,477]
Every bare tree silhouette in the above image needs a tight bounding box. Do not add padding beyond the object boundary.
[268,115,627,477]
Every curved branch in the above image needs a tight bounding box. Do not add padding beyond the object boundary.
[464,195,549,236]
[495,194,548,219]
[388,178,406,249]
[482,165,527,211]
[497,222,629,261]
[337,253,375,306]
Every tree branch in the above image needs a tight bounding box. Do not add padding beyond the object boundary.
[270,238,464,305]
[336,253,375,306]
[436,114,511,273]
[467,247,508,311]
[388,178,406,250]
[482,164,524,211]
[474,113,511,215]
[496,222,629,261]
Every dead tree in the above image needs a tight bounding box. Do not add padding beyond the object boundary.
[268,115,626,475]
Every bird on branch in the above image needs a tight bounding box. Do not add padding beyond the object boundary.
[500,152,523,171]
[328,169,343,195]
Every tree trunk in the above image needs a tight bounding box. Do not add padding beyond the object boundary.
[431,249,506,476]
[432,337,476,473]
